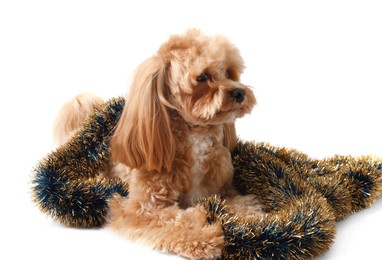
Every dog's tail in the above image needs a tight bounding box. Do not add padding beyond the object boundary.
[53,92,104,146]
[31,97,129,227]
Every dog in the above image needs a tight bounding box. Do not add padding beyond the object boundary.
[54,29,263,259]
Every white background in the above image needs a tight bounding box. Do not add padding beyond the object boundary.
[1,0,382,259]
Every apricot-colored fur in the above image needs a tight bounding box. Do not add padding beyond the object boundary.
[54,29,262,259]
[53,92,103,146]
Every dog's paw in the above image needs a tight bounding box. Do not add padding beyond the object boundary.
[173,223,224,260]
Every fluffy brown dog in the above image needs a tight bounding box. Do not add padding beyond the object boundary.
[54,29,262,259]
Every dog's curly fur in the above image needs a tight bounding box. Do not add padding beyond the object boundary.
[54,29,261,259]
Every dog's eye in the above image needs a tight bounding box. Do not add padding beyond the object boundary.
[225,70,231,79]
[196,73,209,82]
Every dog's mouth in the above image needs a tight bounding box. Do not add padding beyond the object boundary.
[215,106,250,121]
[204,101,251,124]
[183,105,252,126]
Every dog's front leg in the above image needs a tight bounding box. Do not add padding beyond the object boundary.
[108,194,224,260]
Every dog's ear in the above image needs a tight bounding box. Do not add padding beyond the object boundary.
[111,57,175,172]
[223,123,237,152]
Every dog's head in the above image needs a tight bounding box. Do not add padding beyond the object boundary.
[158,29,256,125]
[111,29,256,172]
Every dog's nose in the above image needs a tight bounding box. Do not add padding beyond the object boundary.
[230,88,246,103]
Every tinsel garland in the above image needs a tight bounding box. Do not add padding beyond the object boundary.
[32,98,129,227]
[31,97,382,259]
